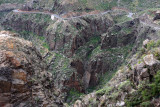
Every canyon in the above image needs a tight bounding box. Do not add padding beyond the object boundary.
[0,0,160,107]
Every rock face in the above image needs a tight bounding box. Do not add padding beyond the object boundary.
[22,0,64,13]
[1,3,160,106]
[46,14,114,56]
[153,13,160,21]
[101,19,139,49]
[72,18,159,90]
[0,32,59,107]
[2,12,114,57]
[2,12,50,36]
[72,44,160,107]
[132,54,160,85]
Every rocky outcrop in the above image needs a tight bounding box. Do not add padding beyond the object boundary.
[72,40,160,107]
[153,12,160,21]
[46,14,113,56]
[132,54,160,85]
[101,18,139,49]
[22,0,64,13]
[1,10,114,102]
[73,18,160,90]
[2,11,113,57]
[0,31,60,107]
[71,18,160,106]
[2,12,50,36]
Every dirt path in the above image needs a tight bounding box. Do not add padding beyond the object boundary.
[13,9,160,30]
[13,9,111,20]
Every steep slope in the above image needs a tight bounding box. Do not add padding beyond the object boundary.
[2,11,114,56]
[1,0,160,106]
[0,31,60,107]
[73,25,160,107]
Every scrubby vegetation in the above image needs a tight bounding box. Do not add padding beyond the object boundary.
[1,0,160,106]
[125,70,160,106]
[67,89,84,104]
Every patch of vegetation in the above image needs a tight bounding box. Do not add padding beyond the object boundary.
[74,36,101,60]
[48,52,74,78]
[145,40,160,51]
[146,40,156,50]
[8,30,49,56]
[125,70,160,106]
[88,44,133,90]
[67,89,84,104]
[121,27,133,34]
[140,101,152,107]
[118,80,130,90]
[114,15,132,24]
[108,91,120,100]
[95,0,117,10]
[98,69,117,89]
[153,48,160,60]
[96,86,113,95]
[89,36,101,44]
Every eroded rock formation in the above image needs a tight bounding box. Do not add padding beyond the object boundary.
[0,31,60,107]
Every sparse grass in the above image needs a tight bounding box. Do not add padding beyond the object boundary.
[114,15,132,24]
[121,27,133,34]
[95,0,117,10]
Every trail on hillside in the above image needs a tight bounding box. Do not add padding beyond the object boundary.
[13,9,112,20]
[13,9,160,30]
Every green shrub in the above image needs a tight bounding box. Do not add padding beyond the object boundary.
[95,86,112,95]
[125,70,160,106]
[146,40,156,50]
[118,80,130,90]
[140,101,151,107]
[67,89,84,104]
[114,15,132,24]
[155,40,160,47]
[153,49,160,60]
[125,91,142,107]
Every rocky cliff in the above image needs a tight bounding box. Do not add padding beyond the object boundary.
[73,29,160,107]
[1,0,160,107]
[0,31,61,107]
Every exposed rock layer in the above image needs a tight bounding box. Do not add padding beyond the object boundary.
[0,31,60,107]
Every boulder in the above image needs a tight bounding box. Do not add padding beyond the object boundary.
[143,39,150,48]
[143,54,160,75]
[153,13,160,21]
[140,68,149,80]
[74,100,83,107]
